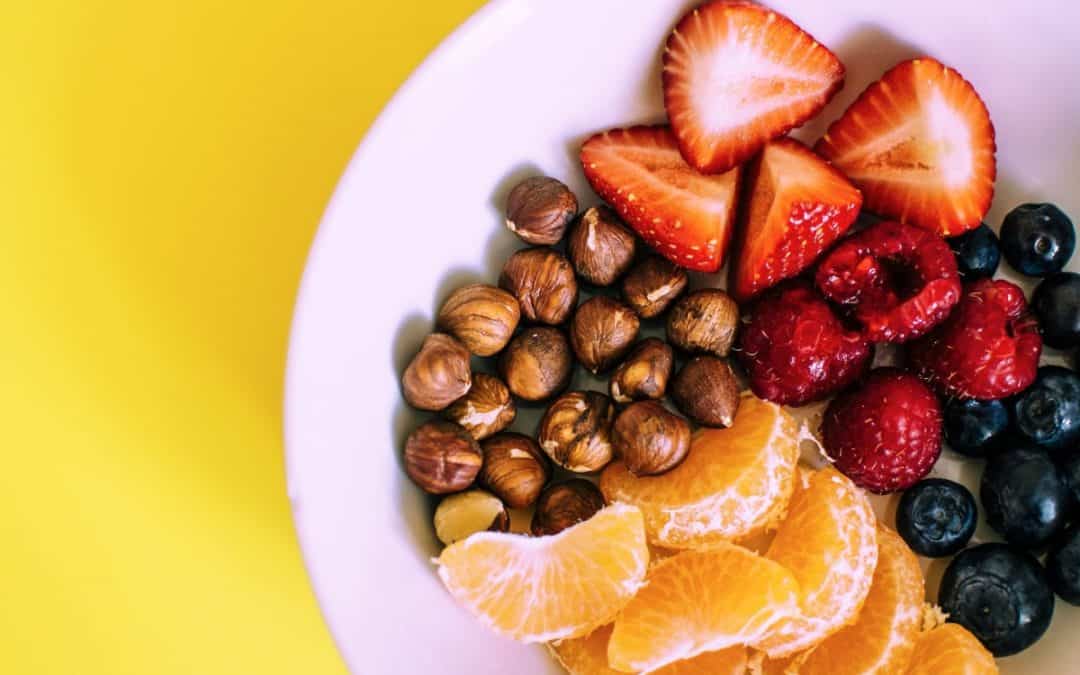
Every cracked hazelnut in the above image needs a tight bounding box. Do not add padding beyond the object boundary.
[670,356,740,428]
[437,284,521,356]
[666,289,739,357]
[505,176,578,245]
[621,255,689,319]
[499,248,578,325]
[531,479,606,536]
[401,333,472,411]
[498,326,572,401]
[609,338,673,403]
[433,489,510,545]
[404,420,483,494]
[567,206,637,286]
[443,373,516,440]
[480,433,550,508]
[569,296,640,374]
[612,401,691,476]
[537,391,615,472]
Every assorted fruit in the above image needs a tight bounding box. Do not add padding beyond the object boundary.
[395,1,1080,672]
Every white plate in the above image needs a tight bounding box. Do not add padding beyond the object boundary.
[285,1,1080,672]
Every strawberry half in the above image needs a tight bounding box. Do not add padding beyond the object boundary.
[662,1,845,174]
[580,126,742,272]
[816,57,996,237]
[728,137,862,303]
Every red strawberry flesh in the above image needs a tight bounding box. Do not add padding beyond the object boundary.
[663,1,845,174]
[816,220,961,343]
[823,367,943,494]
[908,279,1042,400]
[739,282,872,407]
[816,57,996,237]
[581,125,741,272]
[729,137,862,302]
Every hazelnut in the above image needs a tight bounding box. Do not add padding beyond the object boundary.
[401,333,472,411]
[621,255,689,319]
[609,338,673,403]
[404,420,483,494]
[666,289,739,357]
[436,284,521,356]
[537,391,615,472]
[480,433,550,509]
[505,176,578,245]
[569,297,640,374]
[443,373,516,440]
[531,479,606,536]
[433,489,510,546]
[498,326,573,401]
[567,206,637,286]
[670,356,741,428]
[612,401,691,476]
[499,248,578,325]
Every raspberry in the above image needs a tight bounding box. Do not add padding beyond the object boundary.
[908,279,1042,400]
[816,220,961,342]
[738,282,872,406]
[823,368,943,494]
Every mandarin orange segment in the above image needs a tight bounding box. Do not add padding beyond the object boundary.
[608,543,799,673]
[550,624,747,675]
[754,466,878,658]
[600,395,799,549]
[904,624,998,675]
[436,503,648,643]
[795,525,924,674]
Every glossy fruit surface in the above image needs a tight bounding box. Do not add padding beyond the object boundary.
[1032,272,1080,349]
[949,222,1000,278]
[896,478,977,557]
[943,398,1009,457]
[1046,525,1080,605]
[980,446,1070,549]
[1010,365,1080,450]
[1000,203,1075,277]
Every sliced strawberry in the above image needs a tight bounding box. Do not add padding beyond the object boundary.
[662,1,845,174]
[728,137,862,302]
[816,57,996,237]
[580,125,742,272]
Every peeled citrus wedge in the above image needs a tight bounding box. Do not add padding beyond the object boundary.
[550,624,747,675]
[436,503,648,643]
[794,525,924,674]
[600,395,799,548]
[608,543,799,673]
[754,466,878,658]
[904,624,998,675]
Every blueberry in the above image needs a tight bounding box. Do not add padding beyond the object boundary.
[1033,272,1080,349]
[1001,203,1075,276]
[1061,453,1080,508]
[938,543,1054,656]
[949,223,1000,278]
[1010,365,1080,450]
[895,478,976,557]
[943,398,1009,457]
[981,446,1070,548]
[1047,526,1080,605]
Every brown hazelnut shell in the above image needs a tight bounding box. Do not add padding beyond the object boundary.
[567,206,637,286]
[404,420,483,494]
[504,176,578,245]
[499,248,578,325]
[443,373,516,440]
[531,479,606,536]
[670,356,741,428]
[401,333,472,411]
[537,391,615,472]
[569,296,640,374]
[666,289,739,357]
[612,401,691,476]
[498,327,573,402]
[480,433,550,509]
[610,338,674,403]
[436,284,521,356]
[621,255,689,319]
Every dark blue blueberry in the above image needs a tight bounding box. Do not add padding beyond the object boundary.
[949,223,1000,278]
[1047,526,1080,605]
[1010,366,1080,450]
[938,543,1054,656]
[1061,453,1080,508]
[981,446,1070,548]
[1000,203,1075,276]
[1033,272,1080,349]
[895,478,977,557]
[943,398,1009,457]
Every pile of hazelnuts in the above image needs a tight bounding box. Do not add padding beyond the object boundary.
[401,176,741,547]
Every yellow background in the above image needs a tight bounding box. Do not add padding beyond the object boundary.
[1,1,484,672]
